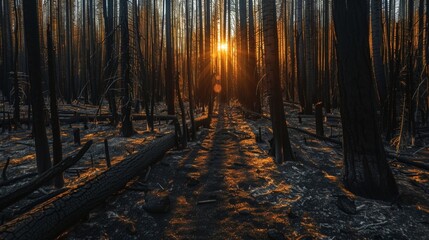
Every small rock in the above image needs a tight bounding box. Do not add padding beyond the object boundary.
[336,195,357,215]
[144,191,170,213]
[267,229,285,240]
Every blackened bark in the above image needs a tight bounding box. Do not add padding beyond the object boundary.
[48,24,64,188]
[371,0,387,104]
[22,0,52,174]
[176,73,187,148]
[186,0,196,140]
[262,0,295,163]
[165,0,175,115]
[0,135,174,240]
[120,0,134,137]
[248,0,261,113]
[103,0,119,126]
[238,0,248,107]
[205,0,213,120]
[12,0,20,126]
[332,0,398,200]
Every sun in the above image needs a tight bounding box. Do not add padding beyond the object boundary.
[218,43,228,51]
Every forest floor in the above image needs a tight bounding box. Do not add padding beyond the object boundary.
[0,99,428,239]
[55,104,429,240]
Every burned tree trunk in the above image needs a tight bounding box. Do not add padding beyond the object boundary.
[332,0,398,200]
[0,135,175,240]
[262,0,294,163]
[12,0,20,127]
[22,0,52,174]
[103,0,119,125]
[0,141,92,211]
[47,24,64,188]
[120,0,134,137]
[165,0,175,115]
[186,0,196,140]
[371,0,387,104]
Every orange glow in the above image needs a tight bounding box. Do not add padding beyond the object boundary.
[213,83,222,93]
[218,43,228,51]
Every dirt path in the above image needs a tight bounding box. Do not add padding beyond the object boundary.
[66,105,429,240]
[157,105,292,239]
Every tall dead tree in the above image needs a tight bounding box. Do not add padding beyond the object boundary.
[333,0,398,200]
[47,23,64,188]
[1,0,12,101]
[248,0,260,113]
[186,0,196,140]
[120,0,134,137]
[103,0,118,125]
[262,0,295,164]
[371,0,387,104]
[205,0,213,119]
[304,0,315,114]
[65,0,74,103]
[238,0,248,108]
[296,0,306,111]
[12,0,20,126]
[165,0,175,115]
[23,0,52,174]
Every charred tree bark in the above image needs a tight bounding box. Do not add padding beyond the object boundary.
[296,0,306,111]
[176,73,187,148]
[12,0,20,127]
[0,135,175,240]
[333,0,398,200]
[120,0,134,137]
[248,0,260,113]
[371,0,387,104]
[0,141,92,211]
[238,0,248,107]
[205,0,213,120]
[103,0,119,126]
[22,0,52,174]
[65,0,74,103]
[186,0,196,140]
[304,0,315,114]
[165,0,175,115]
[1,0,12,101]
[262,0,294,163]
[48,24,64,188]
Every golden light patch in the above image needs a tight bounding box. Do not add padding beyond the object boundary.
[213,83,222,94]
[218,43,228,51]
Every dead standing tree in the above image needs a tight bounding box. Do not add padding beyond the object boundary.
[22,0,52,174]
[120,0,134,137]
[332,0,398,200]
[262,0,295,164]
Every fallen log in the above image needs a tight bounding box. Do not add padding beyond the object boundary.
[0,114,179,126]
[287,126,342,145]
[61,114,178,124]
[239,106,341,121]
[5,188,69,221]
[0,140,93,211]
[387,155,429,171]
[288,126,429,170]
[240,107,429,171]
[0,134,176,240]
[0,173,38,188]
